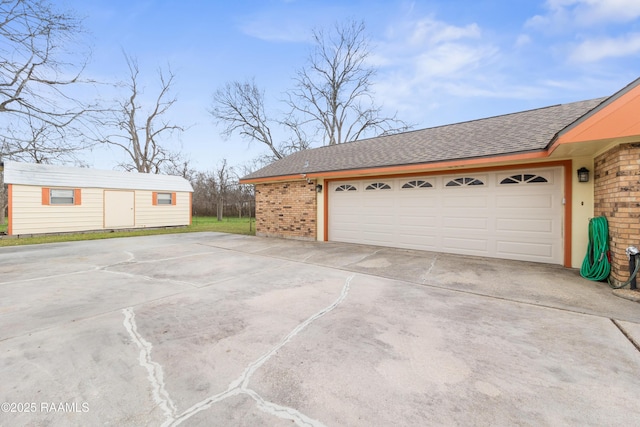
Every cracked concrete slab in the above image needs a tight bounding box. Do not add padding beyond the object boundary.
[616,320,640,350]
[1,232,639,426]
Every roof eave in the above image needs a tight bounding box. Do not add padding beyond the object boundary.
[239,149,550,184]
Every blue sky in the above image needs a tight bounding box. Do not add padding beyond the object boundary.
[64,0,640,173]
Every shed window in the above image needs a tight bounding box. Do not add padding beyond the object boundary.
[500,174,548,184]
[51,189,75,204]
[157,193,172,205]
[365,182,391,190]
[43,188,81,205]
[445,177,484,187]
[335,184,357,192]
[402,180,433,189]
[152,192,177,206]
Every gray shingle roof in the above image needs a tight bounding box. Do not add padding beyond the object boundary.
[241,97,606,181]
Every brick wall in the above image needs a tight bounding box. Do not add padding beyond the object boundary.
[594,143,640,282]
[255,181,317,240]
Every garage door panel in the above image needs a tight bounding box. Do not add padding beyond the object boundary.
[443,217,488,230]
[332,213,360,223]
[363,195,393,204]
[330,205,359,214]
[441,206,488,215]
[444,236,488,252]
[399,214,438,223]
[396,224,438,235]
[496,241,555,258]
[400,209,440,220]
[496,218,554,233]
[363,205,393,214]
[331,229,360,241]
[443,195,487,208]
[396,239,439,251]
[362,231,396,243]
[398,196,437,208]
[328,168,563,264]
[497,194,554,208]
[363,216,394,226]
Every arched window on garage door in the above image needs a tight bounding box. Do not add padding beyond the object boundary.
[500,174,548,184]
[335,184,357,191]
[401,180,433,189]
[445,177,484,187]
[365,182,391,190]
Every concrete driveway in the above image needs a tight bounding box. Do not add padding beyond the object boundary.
[1,232,639,426]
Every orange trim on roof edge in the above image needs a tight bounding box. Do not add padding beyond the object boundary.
[240,173,313,184]
[550,77,640,151]
[240,151,549,184]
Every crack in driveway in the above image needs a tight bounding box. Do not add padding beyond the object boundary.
[123,274,355,427]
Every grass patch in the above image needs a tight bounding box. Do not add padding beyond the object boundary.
[0,216,255,247]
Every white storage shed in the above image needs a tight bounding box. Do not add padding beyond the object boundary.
[3,161,193,236]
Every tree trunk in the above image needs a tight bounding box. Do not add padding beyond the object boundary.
[216,197,223,222]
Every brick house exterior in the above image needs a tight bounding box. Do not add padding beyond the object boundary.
[255,181,317,240]
[594,143,640,282]
[244,77,640,284]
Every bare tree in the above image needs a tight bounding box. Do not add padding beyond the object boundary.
[0,0,94,159]
[210,80,311,161]
[210,20,410,163]
[163,158,196,181]
[2,115,88,164]
[190,170,217,217]
[211,80,280,159]
[232,163,256,220]
[287,20,411,145]
[214,159,231,222]
[98,54,184,173]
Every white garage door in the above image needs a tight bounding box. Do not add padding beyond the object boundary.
[328,168,564,264]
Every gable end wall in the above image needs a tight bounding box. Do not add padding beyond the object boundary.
[594,143,640,282]
[255,181,317,240]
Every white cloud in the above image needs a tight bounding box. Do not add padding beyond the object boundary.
[375,15,495,75]
[239,17,310,42]
[515,34,532,48]
[369,15,504,119]
[569,33,640,62]
[414,43,498,78]
[406,17,481,46]
[527,0,640,29]
[572,0,640,24]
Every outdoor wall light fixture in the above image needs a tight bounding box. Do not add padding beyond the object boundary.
[577,167,590,183]
[316,184,323,193]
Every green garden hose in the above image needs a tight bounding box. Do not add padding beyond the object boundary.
[580,216,611,281]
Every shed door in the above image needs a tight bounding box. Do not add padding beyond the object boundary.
[104,191,135,228]
[328,167,564,264]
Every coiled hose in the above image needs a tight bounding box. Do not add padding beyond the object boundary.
[580,217,611,281]
[580,216,640,288]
